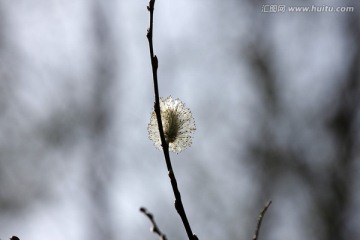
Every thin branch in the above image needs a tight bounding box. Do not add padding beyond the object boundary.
[252,200,272,240]
[146,1,197,240]
[140,207,168,240]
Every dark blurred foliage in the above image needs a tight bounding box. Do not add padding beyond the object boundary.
[0,0,120,239]
[245,7,360,240]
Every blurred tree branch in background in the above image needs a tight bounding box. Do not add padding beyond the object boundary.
[85,1,119,239]
[245,5,360,240]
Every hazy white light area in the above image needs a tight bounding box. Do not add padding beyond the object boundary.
[0,1,359,240]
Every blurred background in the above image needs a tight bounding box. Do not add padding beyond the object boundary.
[0,0,359,240]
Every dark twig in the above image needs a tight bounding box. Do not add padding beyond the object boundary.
[140,207,168,240]
[146,1,197,240]
[252,200,272,240]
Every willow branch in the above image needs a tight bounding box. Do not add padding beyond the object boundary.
[252,200,272,240]
[140,207,168,240]
[146,1,197,240]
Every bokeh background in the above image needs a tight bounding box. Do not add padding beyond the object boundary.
[0,0,359,240]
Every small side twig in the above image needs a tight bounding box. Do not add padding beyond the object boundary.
[140,207,168,240]
[252,200,272,240]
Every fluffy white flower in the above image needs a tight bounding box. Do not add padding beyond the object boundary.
[148,96,196,153]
